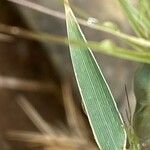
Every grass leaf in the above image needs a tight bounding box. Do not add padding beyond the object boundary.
[64,1,126,150]
[5,0,150,48]
[138,0,150,21]
[1,23,150,63]
[118,0,150,38]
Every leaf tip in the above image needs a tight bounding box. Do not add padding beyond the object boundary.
[64,0,69,5]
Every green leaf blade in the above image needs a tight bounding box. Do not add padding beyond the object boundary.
[64,2,126,150]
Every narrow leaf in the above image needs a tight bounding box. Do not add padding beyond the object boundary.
[2,0,150,48]
[64,1,126,150]
[118,0,150,38]
[1,23,150,63]
[138,0,150,21]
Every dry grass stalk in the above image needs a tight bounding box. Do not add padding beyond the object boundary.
[0,76,56,92]
[17,96,55,134]
[7,80,98,150]
[61,78,90,138]
[0,33,14,43]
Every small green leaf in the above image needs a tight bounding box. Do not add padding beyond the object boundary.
[64,1,126,150]
[118,0,150,38]
[138,0,150,21]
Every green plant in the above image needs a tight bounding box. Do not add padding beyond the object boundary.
[64,0,150,150]
[116,0,150,149]
[1,0,150,149]
[134,64,150,149]
[1,0,150,64]
[64,1,126,150]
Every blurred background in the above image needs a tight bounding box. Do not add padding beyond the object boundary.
[0,0,137,149]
